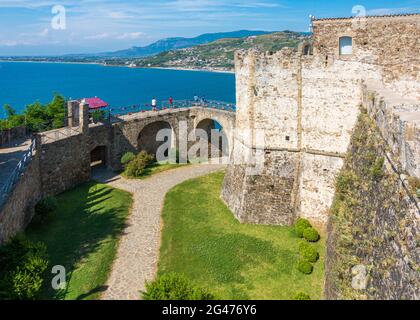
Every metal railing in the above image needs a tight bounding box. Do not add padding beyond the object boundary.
[109,100,236,118]
[40,126,81,144]
[0,139,36,210]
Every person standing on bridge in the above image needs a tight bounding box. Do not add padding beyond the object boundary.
[152,97,157,110]
[169,96,173,108]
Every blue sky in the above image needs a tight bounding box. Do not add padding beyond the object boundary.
[0,0,419,55]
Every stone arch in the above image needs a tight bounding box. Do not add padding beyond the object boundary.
[299,41,313,56]
[194,117,230,160]
[90,145,107,168]
[137,120,175,159]
[193,110,235,159]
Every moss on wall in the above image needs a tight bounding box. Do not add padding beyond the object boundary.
[325,109,419,300]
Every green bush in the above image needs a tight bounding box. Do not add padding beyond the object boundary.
[35,197,58,215]
[142,273,215,300]
[303,227,320,243]
[33,197,58,224]
[125,151,155,178]
[298,242,319,263]
[121,152,135,166]
[297,260,313,275]
[294,218,312,238]
[91,110,106,123]
[293,292,311,300]
[0,235,49,300]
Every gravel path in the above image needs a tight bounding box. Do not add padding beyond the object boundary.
[93,164,225,300]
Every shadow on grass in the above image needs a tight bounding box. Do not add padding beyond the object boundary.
[27,182,131,300]
[76,285,109,300]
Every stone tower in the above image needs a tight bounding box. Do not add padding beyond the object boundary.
[222,14,420,226]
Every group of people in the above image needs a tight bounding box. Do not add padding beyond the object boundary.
[150,94,208,110]
[193,94,208,104]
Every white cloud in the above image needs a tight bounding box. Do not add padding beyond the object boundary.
[0,40,21,47]
[367,7,419,16]
[108,11,135,19]
[84,33,110,40]
[0,0,294,54]
[116,32,144,40]
[19,28,49,38]
[84,31,145,40]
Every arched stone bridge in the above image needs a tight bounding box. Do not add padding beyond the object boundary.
[37,106,236,197]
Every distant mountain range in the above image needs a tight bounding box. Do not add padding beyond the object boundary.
[0,30,311,72]
[133,31,309,71]
[71,30,275,58]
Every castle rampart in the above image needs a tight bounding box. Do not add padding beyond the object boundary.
[0,105,235,244]
[325,84,419,300]
[222,14,419,226]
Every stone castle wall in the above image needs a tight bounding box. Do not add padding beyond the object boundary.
[223,49,379,225]
[0,153,41,244]
[0,106,235,244]
[312,14,420,99]
[222,49,301,225]
[325,90,419,299]
[0,126,27,147]
[39,133,91,197]
[223,14,419,227]
[364,82,420,178]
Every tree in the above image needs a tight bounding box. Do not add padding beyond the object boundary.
[20,94,66,132]
[4,104,16,117]
[1,94,66,133]
[24,102,49,132]
[46,94,66,129]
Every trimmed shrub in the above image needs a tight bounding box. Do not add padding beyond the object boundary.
[121,152,135,166]
[125,151,154,178]
[303,227,320,243]
[297,260,313,275]
[142,273,215,300]
[298,242,319,263]
[293,292,311,300]
[294,218,312,238]
[0,235,49,300]
[34,197,58,224]
[35,197,58,216]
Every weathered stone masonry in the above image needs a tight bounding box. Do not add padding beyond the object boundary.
[223,14,419,227]
[0,152,41,243]
[0,105,235,244]
[325,87,419,300]
[222,13,419,299]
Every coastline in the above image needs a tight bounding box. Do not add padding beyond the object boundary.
[146,66,235,74]
[0,60,235,74]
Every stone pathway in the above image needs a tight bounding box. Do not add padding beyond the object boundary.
[93,164,225,300]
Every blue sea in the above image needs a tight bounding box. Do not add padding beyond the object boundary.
[0,62,236,119]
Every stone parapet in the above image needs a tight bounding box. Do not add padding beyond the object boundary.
[364,81,420,178]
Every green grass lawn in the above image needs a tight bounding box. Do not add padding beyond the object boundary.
[26,182,132,300]
[159,171,325,300]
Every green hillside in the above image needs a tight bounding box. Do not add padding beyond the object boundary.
[134,31,309,71]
